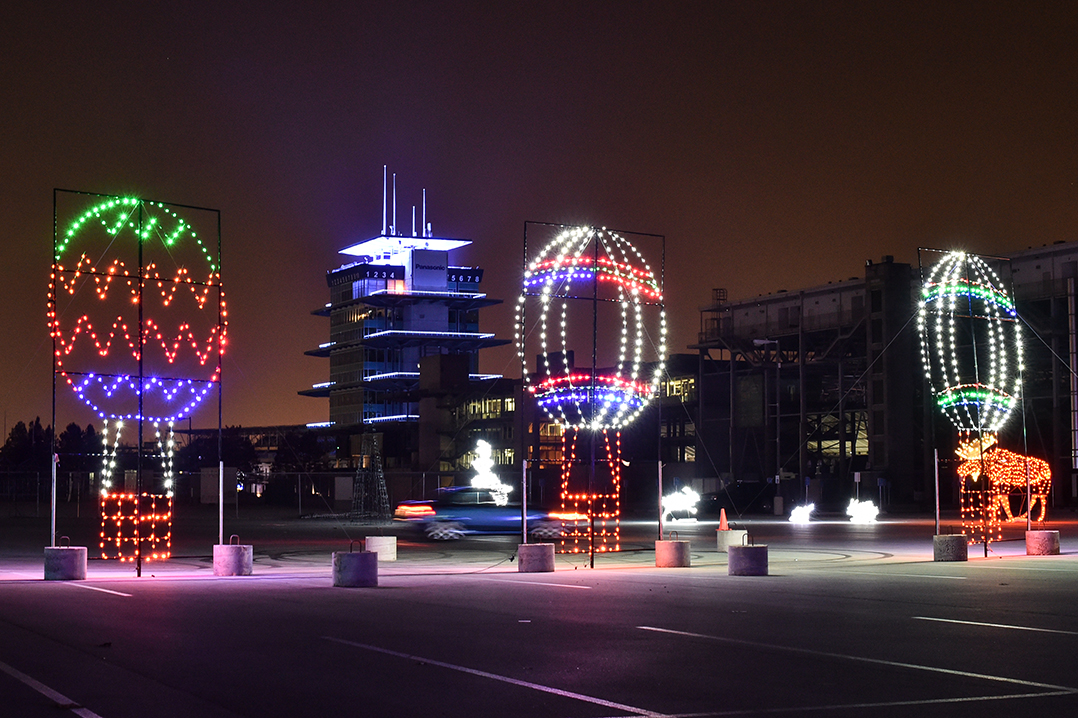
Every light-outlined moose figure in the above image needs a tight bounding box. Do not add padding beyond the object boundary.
[955,435,1051,523]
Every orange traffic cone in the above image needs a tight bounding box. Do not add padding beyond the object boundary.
[719,508,729,531]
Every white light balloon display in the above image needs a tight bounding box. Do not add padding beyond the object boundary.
[918,251,1022,436]
[918,250,1046,547]
[516,224,666,557]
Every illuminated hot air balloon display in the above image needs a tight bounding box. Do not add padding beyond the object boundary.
[49,192,225,562]
[919,250,1046,546]
[516,224,666,556]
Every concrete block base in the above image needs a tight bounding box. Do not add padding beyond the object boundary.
[213,544,253,576]
[728,544,768,576]
[365,536,397,561]
[333,551,378,587]
[44,546,87,581]
[655,540,691,567]
[1026,530,1060,556]
[716,529,749,553]
[518,543,555,572]
[933,534,968,562]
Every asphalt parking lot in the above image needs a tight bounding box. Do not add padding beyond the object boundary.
[3,504,1078,717]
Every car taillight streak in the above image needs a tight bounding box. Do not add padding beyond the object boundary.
[394,504,436,518]
[548,511,587,521]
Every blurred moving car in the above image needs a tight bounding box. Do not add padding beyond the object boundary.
[394,486,573,540]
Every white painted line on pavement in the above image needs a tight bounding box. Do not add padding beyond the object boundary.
[485,578,591,589]
[974,564,1077,573]
[637,626,1078,693]
[913,615,1078,636]
[841,571,966,580]
[323,636,664,717]
[67,584,132,597]
[638,689,1077,716]
[0,658,105,718]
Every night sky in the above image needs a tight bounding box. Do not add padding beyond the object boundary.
[4,1,1078,432]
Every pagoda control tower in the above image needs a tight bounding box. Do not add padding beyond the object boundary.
[301,173,507,429]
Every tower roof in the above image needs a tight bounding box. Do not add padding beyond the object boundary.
[339,235,471,257]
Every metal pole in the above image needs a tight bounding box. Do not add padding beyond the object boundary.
[934,448,940,535]
[521,458,528,544]
[589,229,598,569]
[520,226,528,545]
[962,256,988,557]
[658,372,663,540]
[1069,277,1078,488]
[51,190,58,547]
[799,292,807,503]
[50,458,57,548]
[1025,458,1032,532]
[776,355,781,507]
[1018,265,1031,532]
[136,201,144,578]
[217,209,224,547]
[659,234,666,541]
[658,460,664,540]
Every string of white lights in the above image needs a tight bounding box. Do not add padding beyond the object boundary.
[517,226,665,431]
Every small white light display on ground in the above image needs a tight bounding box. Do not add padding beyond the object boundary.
[470,440,513,506]
[847,499,879,523]
[662,486,700,521]
[789,503,815,523]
